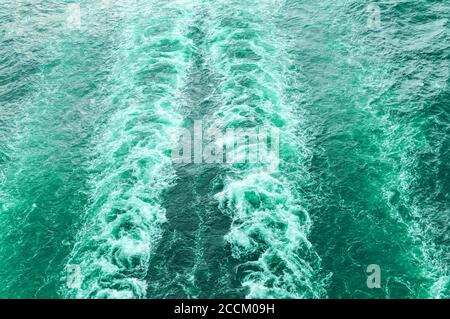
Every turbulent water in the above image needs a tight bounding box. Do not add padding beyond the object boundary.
[0,0,449,298]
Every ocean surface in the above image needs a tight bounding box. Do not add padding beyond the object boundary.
[0,0,448,298]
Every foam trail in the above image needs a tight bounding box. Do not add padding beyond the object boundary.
[62,0,195,298]
[283,0,450,298]
[379,43,450,297]
[206,0,328,298]
[357,2,450,297]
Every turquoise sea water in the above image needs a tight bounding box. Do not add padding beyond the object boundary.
[0,0,448,298]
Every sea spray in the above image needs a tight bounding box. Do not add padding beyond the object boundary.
[0,0,447,299]
[205,0,328,298]
[62,0,195,298]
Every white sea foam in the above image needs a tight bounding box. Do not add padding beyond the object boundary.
[62,0,195,298]
[206,0,328,298]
